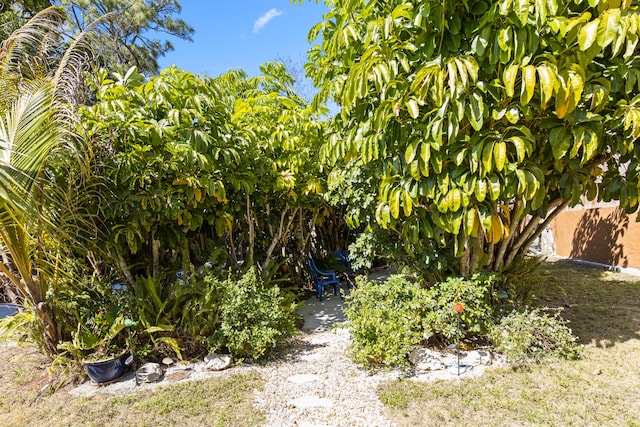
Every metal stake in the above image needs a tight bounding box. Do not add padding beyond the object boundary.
[457,312,460,376]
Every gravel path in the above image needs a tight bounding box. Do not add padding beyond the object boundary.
[253,326,398,427]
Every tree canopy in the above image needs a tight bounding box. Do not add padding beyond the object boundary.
[60,0,193,74]
[298,0,640,276]
[0,1,193,74]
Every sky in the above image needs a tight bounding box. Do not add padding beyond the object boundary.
[157,1,329,78]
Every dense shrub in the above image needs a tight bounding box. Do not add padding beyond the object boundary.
[422,274,498,341]
[205,268,297,360]
[490,308,582,367]
[345,275,427,366]
[345,273,500,367]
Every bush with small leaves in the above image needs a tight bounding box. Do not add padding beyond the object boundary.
[490,308,582,367]
[346,273,502,367]
[205,268,297,360]
[345,275,427,367]
[422,273,499,341]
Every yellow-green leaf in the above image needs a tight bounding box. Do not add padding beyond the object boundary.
[520,65,536,106]
[493,141,507,172]
[482,140,494,173]
[476,179,487,202]
[390,189,401,219]
[405,140,419,164]
[578,18,600,51]
[537,64,555,108]
[450,188,462,211]
[503,64,519,97]
[488,174,501,200]
[402,190,413,217]
[406,98,420,119]
[508,136,526,162]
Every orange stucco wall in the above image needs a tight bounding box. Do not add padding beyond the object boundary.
[551,206,640,269]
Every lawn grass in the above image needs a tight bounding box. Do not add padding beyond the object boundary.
[0,353,265,427]
[377,259,640,426]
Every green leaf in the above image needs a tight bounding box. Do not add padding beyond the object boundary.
[524,170,539,200]
[488,174,501,200]
[549,126,570,160]
[376,203,391,228]
[520,65,536,106]
[449,188,462,211]
[406,98,420,119]
[503,64,519,97]
[402,190,413,217]
[420,142,430,168]
[482,140,494,173]
[537,64,555,108]
[597,10,620,49]
[493,141,507,172]
[578,18,600,51]
[508,136,526,162]
[390,189,401,219]
[505,107,520,124]
[405,140,419,164]
[476,179,488,202]
[468,91,484,131]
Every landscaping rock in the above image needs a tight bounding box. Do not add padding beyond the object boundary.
[161,357,175,366]
[204,353,232,371]
[463,350,493,366]
[136,363,163,383]
[290,396,334,409]
[409,348,449,371]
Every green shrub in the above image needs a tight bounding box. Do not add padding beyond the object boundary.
[345,275,427,366]
[345,273,502,367]
[490,308,582,367]
[205,268,296,360]
[422,273,498,341]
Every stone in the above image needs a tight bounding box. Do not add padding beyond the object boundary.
[288,374,320,384]
[204,353,232,371]
[162,357,175,366]
[136,363,163,383]
[463,350,493,366]
[409,348,448,371]
[165,371,190,382]
[290,396,334,409]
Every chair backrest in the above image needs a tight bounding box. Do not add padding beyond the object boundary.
[307,258,320,282]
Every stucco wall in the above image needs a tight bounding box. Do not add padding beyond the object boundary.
[551,206,640,269]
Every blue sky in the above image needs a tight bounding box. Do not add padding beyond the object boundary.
[157,1,328,78]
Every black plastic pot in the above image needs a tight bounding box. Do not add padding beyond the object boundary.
[84,353,130,384]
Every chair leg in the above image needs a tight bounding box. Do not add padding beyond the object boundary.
[317,283,323,302]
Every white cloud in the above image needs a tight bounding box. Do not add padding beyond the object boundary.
[253,8,284,34]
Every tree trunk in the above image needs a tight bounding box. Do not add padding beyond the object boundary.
[503,198,570,268]
[115,250,135,286]
[261,205,300,271]
[246,194,255,267]
[36,301,58,356]
[151,229,160,278]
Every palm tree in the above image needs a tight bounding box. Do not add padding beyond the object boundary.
[0,6,97,355]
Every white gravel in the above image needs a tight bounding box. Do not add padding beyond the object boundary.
[253,327,399,427]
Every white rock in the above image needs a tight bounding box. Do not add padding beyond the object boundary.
[409,348,448,371]
[290,396,334,408]
[205,353,232,371]
[463,350,493,366]
[287,374,320,384]
[162,357,175,366]
[136,363,163,383]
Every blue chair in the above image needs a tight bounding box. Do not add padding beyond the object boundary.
[333,250,358,275]
[307,258,341,302]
